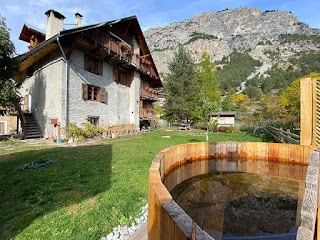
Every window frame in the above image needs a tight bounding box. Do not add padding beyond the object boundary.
[82,84,107,103]
[114,66,131,86]
[84,54,103,76]
[87,116,100,126]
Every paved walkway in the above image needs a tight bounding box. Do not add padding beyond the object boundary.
[128,222,147,240]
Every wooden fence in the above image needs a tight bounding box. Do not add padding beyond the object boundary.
[266,126,300,144]
[148,142,316,240]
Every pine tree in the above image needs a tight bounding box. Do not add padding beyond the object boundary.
[163,46,197,122]
[0,14,19,109]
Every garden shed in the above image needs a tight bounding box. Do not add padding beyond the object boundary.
[210,111,236,128]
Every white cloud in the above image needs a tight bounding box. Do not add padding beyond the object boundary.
[5,5,25,15]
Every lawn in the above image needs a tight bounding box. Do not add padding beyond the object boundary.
[0,129,263,240]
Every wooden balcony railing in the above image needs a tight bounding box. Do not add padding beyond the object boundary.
[140,87,159,101]
[140,59,157,79]
[140,108,153,119]
[79,30,157,78]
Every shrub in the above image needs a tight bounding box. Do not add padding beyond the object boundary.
[65,123,82,139]
[82,122,103,138]
[215,126,237,133]
[217,126,228,132]
[226,126,237,133]
[64,122,103,141]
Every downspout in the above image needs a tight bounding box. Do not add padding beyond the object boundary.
[57,35,69,142]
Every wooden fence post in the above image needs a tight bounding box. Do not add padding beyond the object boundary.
[300,78,313,145]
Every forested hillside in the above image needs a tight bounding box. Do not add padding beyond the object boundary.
[145,7,320,97]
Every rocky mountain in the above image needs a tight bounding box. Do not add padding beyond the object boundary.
[145,6,320,80]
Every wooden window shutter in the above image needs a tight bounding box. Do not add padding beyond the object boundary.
[99,88,107,103]
[126,72,131,86]
[82,83,88,100]
[114,66,119,82]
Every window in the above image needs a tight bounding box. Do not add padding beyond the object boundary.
[0,121,6,135]
[82,84,107,103]
[87,116,99,126]
[114,66,131,86]
[84,54,103,75]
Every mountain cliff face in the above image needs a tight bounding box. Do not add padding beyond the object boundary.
[145,7,320,75]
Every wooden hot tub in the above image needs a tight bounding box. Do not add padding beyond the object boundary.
[148,142,316,240]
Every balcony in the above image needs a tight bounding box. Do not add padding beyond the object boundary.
[140,87,159,101]
[78,30,158,79]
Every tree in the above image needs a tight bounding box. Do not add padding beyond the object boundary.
[221,96,236,111]
[259,93,283,121]
[230,93,250,110]
[193,52,221,141]
[151,102,164,129]
[279,72,320,127]
[0,15,19,109]
[163,46,197,122]
[279,79,300,119]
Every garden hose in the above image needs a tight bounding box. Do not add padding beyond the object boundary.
[23,159,53,170]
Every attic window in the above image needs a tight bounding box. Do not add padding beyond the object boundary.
[84,54,103,75]
[113,66,131,86]
[82,83,107,103]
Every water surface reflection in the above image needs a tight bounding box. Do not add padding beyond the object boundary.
[167,158,307,240]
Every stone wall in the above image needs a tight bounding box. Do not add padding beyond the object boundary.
[20,45,142,139]
[20,50,64,138]
[68,48,140,128]
[0,116,18,135]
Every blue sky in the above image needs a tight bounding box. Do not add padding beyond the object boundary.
[0,0,319,54]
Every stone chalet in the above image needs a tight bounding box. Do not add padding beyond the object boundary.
[15,10,162,139]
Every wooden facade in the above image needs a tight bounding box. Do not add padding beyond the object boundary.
[148,142,317,240]
[300,77,320,146]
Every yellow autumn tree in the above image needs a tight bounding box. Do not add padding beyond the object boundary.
[279,79,300,118]
[260,93,282,121]
[230,93,250,110]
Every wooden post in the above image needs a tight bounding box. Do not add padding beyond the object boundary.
[312,79,317,146]
[57,123,62,143]
[300,78,313,145]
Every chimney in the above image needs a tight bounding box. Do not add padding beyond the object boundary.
[75,13,83,28]
[45,9,65,40]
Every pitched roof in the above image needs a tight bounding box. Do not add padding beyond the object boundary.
[210,111,237,116]
[18,15,161,86]
[19,23,45,43]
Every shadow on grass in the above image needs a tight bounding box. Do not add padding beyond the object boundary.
[0,144,112,240]
[187,138,202,143]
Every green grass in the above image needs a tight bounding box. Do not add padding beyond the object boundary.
[0,129,262,240]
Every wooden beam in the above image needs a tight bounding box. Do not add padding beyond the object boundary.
[19,43,59,72]
[123,21,132,35]
[66,35,80,59]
